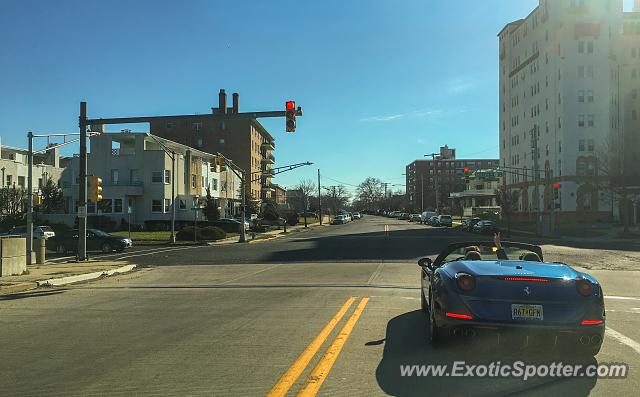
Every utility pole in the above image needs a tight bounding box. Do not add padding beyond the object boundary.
[26,132,33,264]
[531,125,540,235]
[171,151,176,243]
[78,102,88,261]
[317,169,322,225]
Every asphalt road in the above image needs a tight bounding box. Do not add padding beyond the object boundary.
[1,216,639,396]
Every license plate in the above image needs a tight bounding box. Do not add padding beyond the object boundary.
[511,304,543,320]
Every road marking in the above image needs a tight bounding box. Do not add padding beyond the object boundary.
[384,225,389,236]
[221,264,281,285]
[605,295,640,301]
[296,296,369,397]
[606,327,640,355]
[367,262,385,285]
[115,245,208,260]
[266,296,356,397]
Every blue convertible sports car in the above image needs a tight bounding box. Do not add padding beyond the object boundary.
[419,241,605,356]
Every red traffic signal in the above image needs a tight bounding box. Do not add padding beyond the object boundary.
[285,101,296,132]
[463,167,470,173]
[553,183,560,189]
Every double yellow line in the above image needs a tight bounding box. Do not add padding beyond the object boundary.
[267,296,369,397]
[384,224,390,235]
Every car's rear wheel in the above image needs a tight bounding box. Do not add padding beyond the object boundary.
[101,243,112,253]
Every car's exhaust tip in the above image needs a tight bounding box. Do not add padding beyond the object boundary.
[579,335,590,345]
[590,334,602,345]
[464,329,476,338]
[452,328,462,337]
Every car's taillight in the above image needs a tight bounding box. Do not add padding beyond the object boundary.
[456,273,475,292]
[576,279,593,296]
[581,319,604,325]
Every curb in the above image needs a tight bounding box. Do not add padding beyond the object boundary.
[0,282,38,295]
[36,264,137,287]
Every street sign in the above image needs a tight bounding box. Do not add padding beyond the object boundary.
[78,205,87,218]
[475,171,503,181]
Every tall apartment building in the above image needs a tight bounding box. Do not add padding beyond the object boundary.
[405,146,499,212]
[0,142,69,193]
[499,0,640,223]
[150,89,276,206]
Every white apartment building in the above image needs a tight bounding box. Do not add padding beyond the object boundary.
[0,141,68,194]
[499,0,640,223]
[58,132,242,227]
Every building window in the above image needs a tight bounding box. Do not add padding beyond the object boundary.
[164,199,171,212]
[579,140,585,152]
[578,115,585,127]
[587,139,595,152]
[164,170,171,184]
[587,114,594,127]
[152,171,163,183]
[212,178,218,190]
[191,174,197,188]
[152,199,163,213]
[196,138,204,148]
[587,41,594,53]
[114,199,123,213]
[17,176,25,187]
[219,139,225,144]
[587,90,594,103]
[578,90,585,102]
[179,199,187,210]
[99,199,113,213]
[192,122,202,132]
[110,169,119,185]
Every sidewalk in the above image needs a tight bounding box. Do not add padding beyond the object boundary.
[248,218,329,243]
[0,260,136,295]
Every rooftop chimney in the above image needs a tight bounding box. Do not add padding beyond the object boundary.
[218,89,227,115]
[232,93,239,114]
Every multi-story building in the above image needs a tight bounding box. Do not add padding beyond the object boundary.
[499,0,640,223]
[0,142,69,197]
[57,132,242,227]
[272,184,287,206]
[150,89,276,206]
[450,169,503,217]
[406,146,499,212]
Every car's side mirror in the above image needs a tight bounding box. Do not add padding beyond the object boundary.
[418,257,433,269]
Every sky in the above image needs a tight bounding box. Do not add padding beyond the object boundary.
[0,0,635,194]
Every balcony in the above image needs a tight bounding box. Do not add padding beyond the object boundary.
[261,154,275,165]
[261,141,275,151]
[261,183,275,192]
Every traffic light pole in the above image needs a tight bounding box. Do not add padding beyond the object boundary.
[26,132,33,264]
[78,102,88,260]
[318,169,322,225]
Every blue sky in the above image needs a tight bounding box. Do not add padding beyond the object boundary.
[0,0,634,193]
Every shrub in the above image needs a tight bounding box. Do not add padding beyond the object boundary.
[176,226,226,241]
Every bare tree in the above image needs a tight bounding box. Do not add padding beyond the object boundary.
[295,178,316,227]
[0,186,27,216]
[355,177,384,211]
[323,185,350,217]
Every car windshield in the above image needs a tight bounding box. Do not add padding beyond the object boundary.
[91,229,110,237]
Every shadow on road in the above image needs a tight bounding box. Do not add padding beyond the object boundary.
[375,310,597,397]
[0,289,67,301]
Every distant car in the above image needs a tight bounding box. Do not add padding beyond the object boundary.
[421,212,438,224]
[258,217,287,227]
[219,218,250,231]
[437,215,453,227]
[473,220,497,234]
[332,215,347,225]
[409,214,422,222]
[47,228,132,254]
[462,217,482,232]
[7,225,55,239]
[399,213,410,220]
[352,212,362,220]
[428,215,440,226]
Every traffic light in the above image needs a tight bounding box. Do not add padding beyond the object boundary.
[463,167,471,183]
[553,183,560,199]
[285,101,296,132]
[89,176,103,203]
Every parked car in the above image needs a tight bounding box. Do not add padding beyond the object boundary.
[352,212,362,220]
[257,217,287,227]
[7,225,55,239]
[462,217,482,232]
[428,215,440,226]
[421,212,438,224]
[218,218,250,231]
[473,220,497,234]
[409,214,422,222]
[332,215,347,225]
[437,215,453,227]
[47,228,132,254]
[399,213,410,220]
